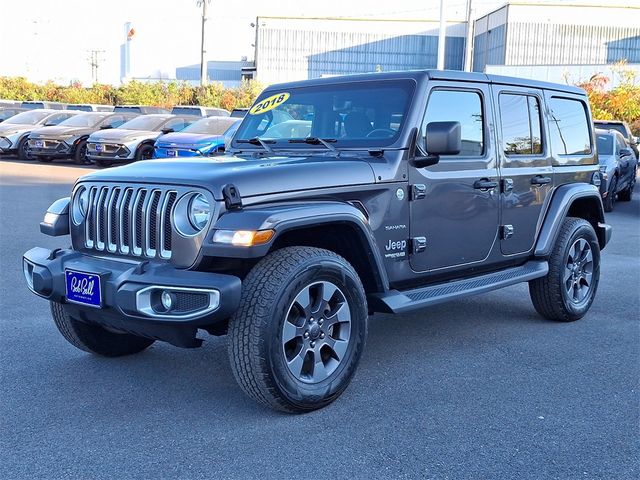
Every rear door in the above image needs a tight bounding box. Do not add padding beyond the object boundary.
[492,86,553,256]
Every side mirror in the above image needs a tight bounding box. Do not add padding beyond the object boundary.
[99,124,113,130]
[161,128,174,134]
[43,122,56,127]
[411,121,461,168]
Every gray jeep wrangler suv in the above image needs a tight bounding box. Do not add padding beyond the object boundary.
[24,71,611,412]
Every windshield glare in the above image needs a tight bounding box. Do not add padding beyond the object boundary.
[183,117,239,135]
[597,134,614,156]
[234,80,414,148]
[4,110,51,125]
[119,116,168,131]
[59,113,107,128]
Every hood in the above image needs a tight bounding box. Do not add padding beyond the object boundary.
[29,125,97,139]
[80,154,376,200]
[88,129,159,143]
[155,132,224,148]
[0,123,32,135]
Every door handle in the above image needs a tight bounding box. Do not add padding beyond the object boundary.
[473,178,498,190]
[531,175,552,186]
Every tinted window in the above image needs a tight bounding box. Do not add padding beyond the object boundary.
[423,90,484,157]
[596,134,613,156]
[102,115,131,128]
[549,98,591,155]
[46,113,76,125]
[171,107,201,116]
[164,118,193,132]
[499,94,543,155]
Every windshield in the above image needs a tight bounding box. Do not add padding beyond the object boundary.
[58,113,107,127]
[172,107,201,116]
[596,134,614,156]
[182,117,240,135]
[4,110,51,125]
[119,116,168,131]
[234,80,414,148]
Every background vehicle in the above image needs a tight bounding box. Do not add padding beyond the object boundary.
[594,120,639,159]
[154,116,240,157]
[27,112,138,164]
[21,100,67,110]
[230,108,249,118]
[0,107,26,123]
[0,109,78,159]
[23,71,610,413]
[596,128,637,211]
[86,114,197,167]
[114,105,169,114]
[170,105,229,117]
[67,104,114,112]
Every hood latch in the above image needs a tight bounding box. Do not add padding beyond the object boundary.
[222,184,243,211]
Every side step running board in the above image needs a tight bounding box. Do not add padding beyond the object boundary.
[369,260,548,314]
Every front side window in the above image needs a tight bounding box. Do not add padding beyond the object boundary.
[422,90,484,157]
[499,93,543,155]
[58,113,107,128]
[549,97,591,155]
[119,116,167,131]
[234,80,415,148]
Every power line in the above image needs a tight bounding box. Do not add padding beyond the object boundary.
[87,50,105,84]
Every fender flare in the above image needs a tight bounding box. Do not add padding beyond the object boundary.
[534,183,609,257]
[200,200,390,292]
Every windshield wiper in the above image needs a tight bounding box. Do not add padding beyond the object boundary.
[289,137,339,155]
[236,137,275,153]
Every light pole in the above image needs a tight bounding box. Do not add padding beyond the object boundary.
[437,0,446,70]
[198,0,210,86]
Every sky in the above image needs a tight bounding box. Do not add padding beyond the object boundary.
[0,0,634,86]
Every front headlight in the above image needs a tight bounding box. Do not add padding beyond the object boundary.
[71,187,89,224]
[0,137,10,148]
[188,193,210,231]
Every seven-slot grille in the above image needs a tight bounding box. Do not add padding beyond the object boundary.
[83,186,177,259]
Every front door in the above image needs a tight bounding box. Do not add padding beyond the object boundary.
[409,82,500,273]
[492,86,553,255]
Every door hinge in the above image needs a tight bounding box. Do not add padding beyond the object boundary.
[501,225,514,240]
[502,178,514,193]
[411,184,426,200]
[411,236,427,253]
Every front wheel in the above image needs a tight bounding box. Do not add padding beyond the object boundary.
[228,247,368,413]
[603,176,618,212]
[529,217,600,322]
[134,144,154,161]
[73,140,88,165]
[17,136,32,160]
[51,302,154,356]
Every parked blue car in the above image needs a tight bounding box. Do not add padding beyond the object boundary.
[154,116,241,158]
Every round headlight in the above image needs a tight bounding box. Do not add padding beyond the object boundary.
[72,187,89,224]
[188,193,210,231]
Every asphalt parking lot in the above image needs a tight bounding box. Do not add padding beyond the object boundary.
[1,158,638,480]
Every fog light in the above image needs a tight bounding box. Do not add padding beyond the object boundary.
[161,290,174,311]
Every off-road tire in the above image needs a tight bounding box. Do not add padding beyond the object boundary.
[73,140,88,165]
[529,217,600,322]
[618,168,636,202]
[51,302,154,356]
[603,175,617,212]
[135,144,154,162]
[228,246,368,413]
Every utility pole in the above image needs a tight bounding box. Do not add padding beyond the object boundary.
[88,50,105,84]
[437,0,446,70]
[199,0,210,86]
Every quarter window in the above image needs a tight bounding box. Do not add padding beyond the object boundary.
[548,98,591,155]
[499,94,543,155]
[423,90,484,157]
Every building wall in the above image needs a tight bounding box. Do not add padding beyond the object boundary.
[473,4,640,72]
[255,17,467,86]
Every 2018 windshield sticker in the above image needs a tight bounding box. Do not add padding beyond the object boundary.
[249,92,290,115]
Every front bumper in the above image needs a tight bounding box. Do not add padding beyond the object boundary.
[28,139,73,158]
[23,247,242,347]
[86,142,133,161]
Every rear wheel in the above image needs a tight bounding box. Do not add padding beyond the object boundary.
[134,144,154,161]
[529,217,600,322]
[618,168,636,202]
[51,302,154,357]
[228,246,368,413]
[73,140,88,165]
[603,176,618,212]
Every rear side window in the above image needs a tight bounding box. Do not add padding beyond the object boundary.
[423,90,484,157]
[499,94,543,155]
[548,98,591,155]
